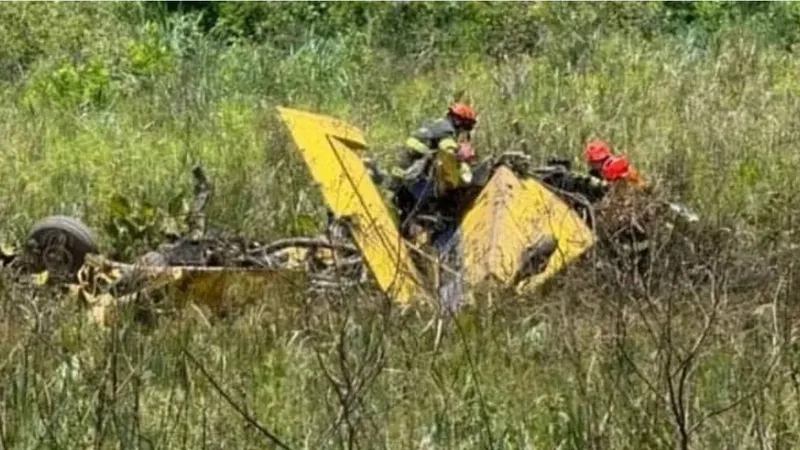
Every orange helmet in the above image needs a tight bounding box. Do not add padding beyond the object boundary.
[584,139,612,164]
[448,103,477,125]
[600,155,631,181]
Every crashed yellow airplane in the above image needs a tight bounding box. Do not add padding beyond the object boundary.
[3,107,597,321]
[275,107,595,306]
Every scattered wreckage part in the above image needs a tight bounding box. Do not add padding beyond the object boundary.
[74,254,316,327]
[276,106,428,305]
[81,252,312,294]
[25,215,100,279]
[154,235,277,268]
[136,251,169,267]
[667,201,700,223]
[252,236,359,256]
[68,234,373,318]
[494,151,535,177]
[458,165,596,292]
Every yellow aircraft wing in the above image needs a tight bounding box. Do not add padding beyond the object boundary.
[74,255,311,326]
[276,107,426,305]
[459,165,595,292]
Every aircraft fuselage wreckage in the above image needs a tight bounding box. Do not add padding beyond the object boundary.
[4,107,675,325]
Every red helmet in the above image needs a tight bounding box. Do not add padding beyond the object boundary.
[584,140,612,164]
[448,103,477,124]
[600,155,631,181]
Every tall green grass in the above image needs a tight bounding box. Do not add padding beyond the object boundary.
[2,3,800,449]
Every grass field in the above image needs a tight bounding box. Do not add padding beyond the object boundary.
[2,3,800,449]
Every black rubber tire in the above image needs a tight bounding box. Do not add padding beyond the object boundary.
[26,215,100,277]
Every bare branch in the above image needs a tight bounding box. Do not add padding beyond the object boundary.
[181,348,296,450]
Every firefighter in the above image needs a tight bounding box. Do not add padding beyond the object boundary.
[389,103,479,237]
[392,102,478,184]
[583,139,649,191]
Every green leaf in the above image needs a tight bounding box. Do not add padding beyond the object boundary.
[136,223,152,235]
[0,239,16,257]
[103,221,121,240]
[167,192,186,217]
[119,217,139,235]
[140,203,157,221]
[294,214,318,234]
[109,194,132,219]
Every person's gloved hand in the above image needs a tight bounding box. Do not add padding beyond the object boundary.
[456,141,476,164]
[459,162,473,184]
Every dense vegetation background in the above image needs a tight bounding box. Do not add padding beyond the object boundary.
[2,2,800,448]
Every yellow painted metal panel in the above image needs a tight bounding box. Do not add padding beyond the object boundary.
[172,268,310,310]
[459,166,595,291]
[275,107,426,305]
[75,254,311,326]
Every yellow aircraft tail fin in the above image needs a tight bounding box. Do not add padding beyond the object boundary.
[276,107,427,305]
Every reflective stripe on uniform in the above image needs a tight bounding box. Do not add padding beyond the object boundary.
[392,157,429,181]
[390,166,407,178]
[405,137,432,155]
[588,176,608,189]
[438,137,459,152]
